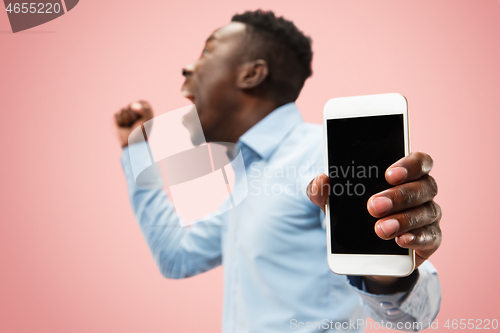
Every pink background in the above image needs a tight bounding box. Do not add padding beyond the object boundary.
[1,0,499,332]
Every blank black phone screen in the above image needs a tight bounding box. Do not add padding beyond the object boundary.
[327,114,408,255]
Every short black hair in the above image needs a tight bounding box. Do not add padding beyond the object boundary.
[231,10,313,104]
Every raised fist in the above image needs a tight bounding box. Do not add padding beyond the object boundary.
[114,100,154,148]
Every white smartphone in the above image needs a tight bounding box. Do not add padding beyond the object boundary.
[323,93,415,276]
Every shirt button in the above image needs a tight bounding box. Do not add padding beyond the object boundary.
[379,302,393,309]
[387,308,401,316]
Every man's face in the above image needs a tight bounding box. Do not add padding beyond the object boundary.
[181,22,247,144]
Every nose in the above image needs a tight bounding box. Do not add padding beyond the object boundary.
[182,63,195,78]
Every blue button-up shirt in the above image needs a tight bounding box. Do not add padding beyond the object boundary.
[121,102,440,332]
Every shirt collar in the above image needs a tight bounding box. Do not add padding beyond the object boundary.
[237,102,303,161]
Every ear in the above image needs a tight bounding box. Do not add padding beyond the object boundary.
[236,59,269,89]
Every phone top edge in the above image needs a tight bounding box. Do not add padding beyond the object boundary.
[324,93,407,119]
[323,92,405,107]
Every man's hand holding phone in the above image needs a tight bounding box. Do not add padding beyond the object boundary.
[307,151,442,291]
[368,152,442,269]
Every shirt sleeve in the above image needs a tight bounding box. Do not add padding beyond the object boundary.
[121,142,227,279]
[346,261,441,331]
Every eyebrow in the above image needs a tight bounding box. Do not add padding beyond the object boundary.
[205,35,216,43]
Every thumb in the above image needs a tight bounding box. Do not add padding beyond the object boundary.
[307,174,330,213]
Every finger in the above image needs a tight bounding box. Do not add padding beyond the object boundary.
[368,175,438,217]
[127,100,153,124]
[130,102,143,112]
[386,151,434,185]
[138,100,154,121]
[374,201,442,239]
[394,223,442,261]
[115,108,132,127]
[123,107,140,127]
[128,102,144,120]
[307,174,330,213]
[114,111,122,125]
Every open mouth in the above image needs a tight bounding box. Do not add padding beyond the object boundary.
[181,90,196,103]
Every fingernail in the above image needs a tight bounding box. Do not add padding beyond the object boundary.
[398,233,415,245]
[130,102,142,111]
[378,219,399,237]
[370,197,393,215]
[387,167,408,183]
